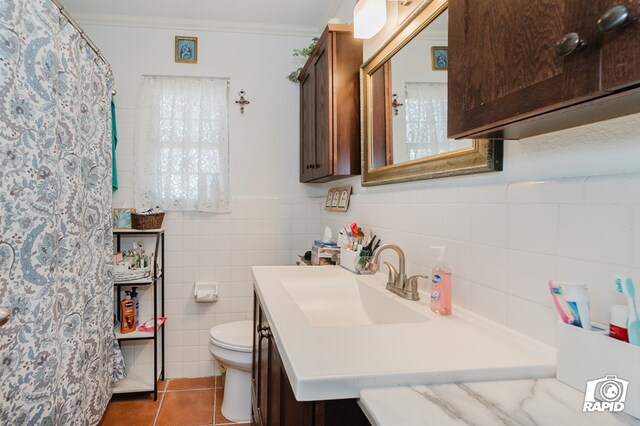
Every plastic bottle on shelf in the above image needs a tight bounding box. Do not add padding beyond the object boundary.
[120,291,136,334]
[131,287,140,328]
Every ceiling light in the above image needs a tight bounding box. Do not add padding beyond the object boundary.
[353,0,387,39]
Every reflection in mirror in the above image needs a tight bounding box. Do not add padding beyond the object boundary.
[370,9,472,168]
[361,0,502,186]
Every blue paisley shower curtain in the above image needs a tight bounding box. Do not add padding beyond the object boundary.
[0,0,126,424]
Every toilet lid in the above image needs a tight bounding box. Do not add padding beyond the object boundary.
[209,320,253,353]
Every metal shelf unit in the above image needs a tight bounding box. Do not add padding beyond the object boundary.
[113,229,165,401]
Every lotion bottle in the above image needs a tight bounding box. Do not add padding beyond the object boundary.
[131,287,140,327]
[120,291,136,334]
[430,246,452,315]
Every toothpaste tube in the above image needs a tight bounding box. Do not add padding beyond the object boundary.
[562,281,592,330]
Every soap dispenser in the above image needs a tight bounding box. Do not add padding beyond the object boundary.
[430,246,451,316]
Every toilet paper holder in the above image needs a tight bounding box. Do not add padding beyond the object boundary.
[194,282,219,303]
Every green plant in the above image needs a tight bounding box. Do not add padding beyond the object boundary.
[287,37,319,83]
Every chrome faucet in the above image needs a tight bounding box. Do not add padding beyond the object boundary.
[370,243,426,301]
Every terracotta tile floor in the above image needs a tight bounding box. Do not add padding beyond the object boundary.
[99,376,248,426]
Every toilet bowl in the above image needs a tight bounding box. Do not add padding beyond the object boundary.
[208,320,253,422]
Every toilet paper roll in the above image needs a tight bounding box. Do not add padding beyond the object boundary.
[194,282,219,303]
[195,290,217,303]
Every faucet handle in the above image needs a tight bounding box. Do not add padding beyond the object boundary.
[407,274,428,290]
[383,261,398,285]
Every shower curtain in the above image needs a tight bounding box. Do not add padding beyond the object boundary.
[0,0,126,424]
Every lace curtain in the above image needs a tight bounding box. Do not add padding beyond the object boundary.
[405,82,471,160]
[135,76,230,213]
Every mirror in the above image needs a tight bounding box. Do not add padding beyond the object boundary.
[361,0,502,186]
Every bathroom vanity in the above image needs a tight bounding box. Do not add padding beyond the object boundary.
[251,266,556,425]
[252,294,369,426]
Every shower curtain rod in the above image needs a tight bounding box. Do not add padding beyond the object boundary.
[50,0,116,95]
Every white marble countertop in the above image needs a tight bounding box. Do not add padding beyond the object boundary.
[252,266,556,401]
[359,379,640,425]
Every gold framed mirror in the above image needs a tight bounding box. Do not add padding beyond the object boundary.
[361,0,502,186]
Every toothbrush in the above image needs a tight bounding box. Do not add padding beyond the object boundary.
[549,281,570,323]
[616,276,640,346]
[549,281,577,325]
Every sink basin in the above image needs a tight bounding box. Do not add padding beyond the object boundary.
[280,275,428,327]
[253,266,556,401]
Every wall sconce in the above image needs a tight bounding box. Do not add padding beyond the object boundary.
[353,0,387,39]
[353,0,414,40]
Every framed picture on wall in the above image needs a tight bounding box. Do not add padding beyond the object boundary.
[175,36,198,64]
[113,208,134,229]
[431,46,448,71]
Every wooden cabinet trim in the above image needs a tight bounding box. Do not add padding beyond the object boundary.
[251,292,370,426]
[447,0,640,140]
[298,25,362,183]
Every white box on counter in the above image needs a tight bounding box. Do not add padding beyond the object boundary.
[557,322,640,419]
[339,247,359,273]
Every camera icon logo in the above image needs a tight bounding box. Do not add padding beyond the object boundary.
[583,375,629,413]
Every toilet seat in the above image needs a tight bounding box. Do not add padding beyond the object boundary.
[209,320,253,353]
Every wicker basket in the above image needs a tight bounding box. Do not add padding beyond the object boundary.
[132,212,165,230]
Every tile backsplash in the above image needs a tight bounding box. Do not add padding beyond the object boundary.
[320,173,640,347]
[118,173,640,378]
[118,198,323,378]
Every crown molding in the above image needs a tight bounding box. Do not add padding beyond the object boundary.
[74,13,321,37]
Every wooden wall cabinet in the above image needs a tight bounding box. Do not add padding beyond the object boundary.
[448,0,640,140]
[299,24,363,183]
[251,293,370,426]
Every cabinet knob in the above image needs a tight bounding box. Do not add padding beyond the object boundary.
[555,32,587,56]
[259,326,271,339]
[598,5,637,33]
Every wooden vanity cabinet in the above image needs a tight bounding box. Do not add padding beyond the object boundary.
[448,0,640,140]
[299,24,362,183]
[251,293,370,426]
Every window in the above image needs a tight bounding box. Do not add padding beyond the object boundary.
[404,82,470,160]
[135,76,230,212]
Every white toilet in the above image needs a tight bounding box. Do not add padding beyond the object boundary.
[208,320,254,422]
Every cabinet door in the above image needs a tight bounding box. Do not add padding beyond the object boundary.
[600,0,640,91]
[252,297,262,425]
[448,0,603,139]
[300,69,316,182]
[313,35,333,180]
[266,333,282,426]
[257,308,270,425]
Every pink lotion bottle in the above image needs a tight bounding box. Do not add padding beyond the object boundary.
[430,246,452,315]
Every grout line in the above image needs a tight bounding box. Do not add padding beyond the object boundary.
[152,389,166,426]
[164,387,216,392]
[212,381,217,426]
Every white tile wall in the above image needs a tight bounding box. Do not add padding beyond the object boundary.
[114,104,639,370]
[113,109,323,378]
[320,173,640,347]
